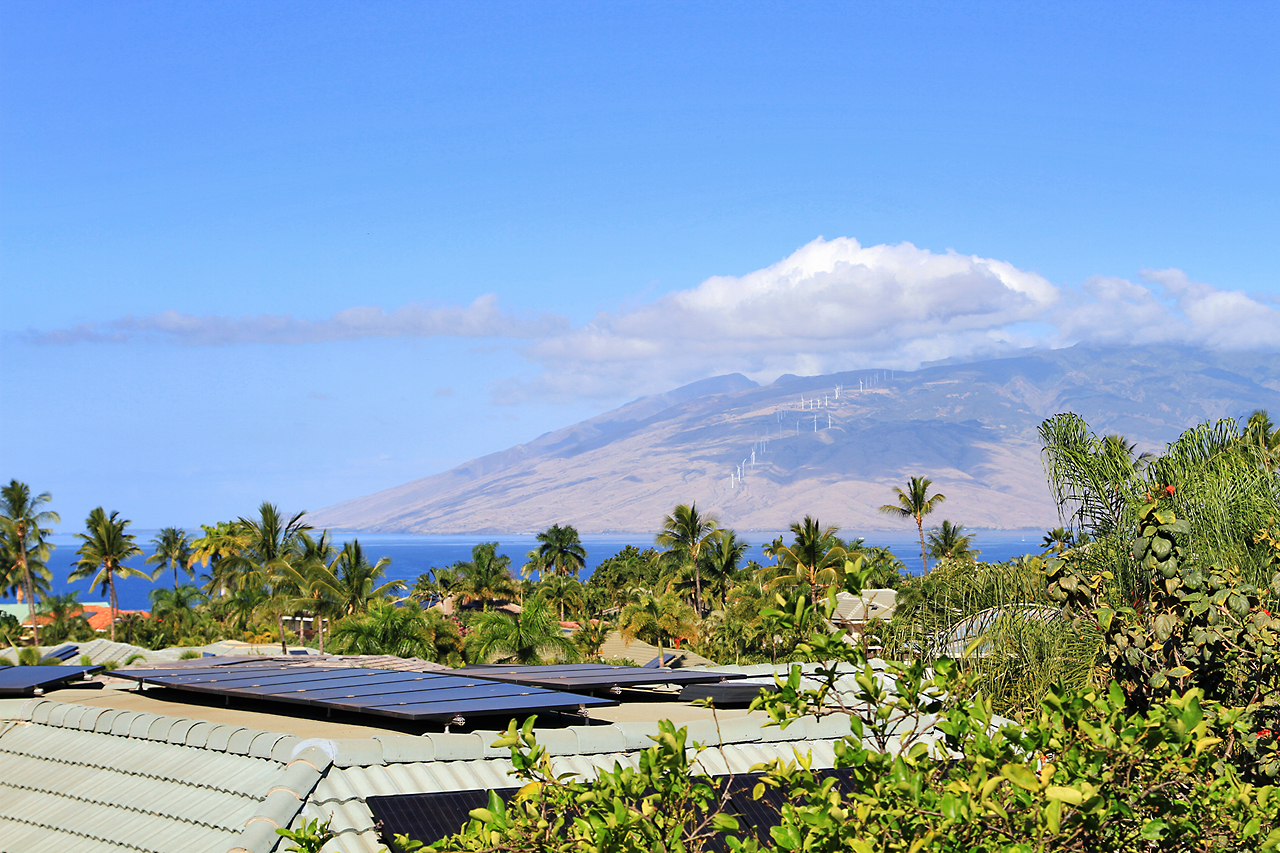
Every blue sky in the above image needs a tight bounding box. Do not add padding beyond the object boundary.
[2,1,1277,529]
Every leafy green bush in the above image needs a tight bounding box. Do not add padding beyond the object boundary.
[425,594,1280,852]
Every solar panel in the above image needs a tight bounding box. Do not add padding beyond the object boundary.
[0,665,104,697]
[678,681,777,706]
[460,664,746,692]
[108,664,616,723]
[366,770,863,849]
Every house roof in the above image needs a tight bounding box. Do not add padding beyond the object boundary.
[0,663,865,853]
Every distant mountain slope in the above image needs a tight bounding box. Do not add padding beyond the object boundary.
[307,347,1280,534]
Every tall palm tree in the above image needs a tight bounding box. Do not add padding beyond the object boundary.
[330,540,404,614]
[656,502,720,614]
[536,523,588,577]
[454,542,517,607]
[0,480,60,646]
[926,520,980,561]
[217,502,312,653]
[146,527,195,589]
[772,516,847,601]
[190,520,253,599]
[465,598,579,665]
[697,528,749,607]
[879,477,947,572]
[69,508,148,642]
[279,530,342,653]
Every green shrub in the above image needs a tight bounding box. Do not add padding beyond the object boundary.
[425,593,1280,852]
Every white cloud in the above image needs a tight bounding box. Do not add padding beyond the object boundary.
[29,237,1280,403]
[500,238,1280,402]
[503,237,1064,400]
[32,295,566,345]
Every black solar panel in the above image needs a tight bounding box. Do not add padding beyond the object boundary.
[367,770,862,849]
[369,789,516,847]
[107,664,616,723]
[460,664,745,692]
[0,665,104,697]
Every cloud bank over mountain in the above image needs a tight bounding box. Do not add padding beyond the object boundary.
[31,237,1280,402]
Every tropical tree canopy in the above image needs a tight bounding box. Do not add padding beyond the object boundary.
[770,516,847,601]
[328,599,464,665]
[217,502,313,652]
[535,523,587,578]
[618,589,696,666]
[926,520,979,561]
[69,507,148,642]
[454,542,518,606]
[330,540,404,614]
[0,479,60,645]
[656,502,720,614]
[878,476,946,572]
[465,598,578,665]
[146,527,195,589]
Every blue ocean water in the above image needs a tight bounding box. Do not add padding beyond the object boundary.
[22,529,1048,612]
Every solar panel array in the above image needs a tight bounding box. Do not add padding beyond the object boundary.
[108,664,616,723]
[367,770,863,849]
[460,664,745,692]
[0,665,104,697]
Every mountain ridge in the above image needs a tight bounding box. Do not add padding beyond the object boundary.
[308,346,1280,535]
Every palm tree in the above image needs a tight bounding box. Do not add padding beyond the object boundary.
[465,598,578,665]
[656,503,720,614]
[146,527,195,589]
[69,508,149,642]
[330,540,404,614]
[454,542,517,607]
[0,480,60,646]
[190,520,253,599]
[329,599,464,664]
[282,530,341,652]
[619,590,696,667]
[38,592,91,644]
[149,584,207,644]
[1243,409,1280,471]
[536,523,588,577]
[221,585,269,635]
[572,616,613,661]
[1040,527,1074,555]
[772,516,847,601]
[217,502,312,653]
[697,528,749,606]
[879,477,947,572]
[926,520,979,561]
[534,573,586,621]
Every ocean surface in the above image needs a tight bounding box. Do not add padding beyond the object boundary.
[23,529,1049,612]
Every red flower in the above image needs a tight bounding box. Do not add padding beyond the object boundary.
[1258,729,1274,739]
[1165,485,1176,496]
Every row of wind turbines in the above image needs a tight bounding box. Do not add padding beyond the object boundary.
[725,370,896,492]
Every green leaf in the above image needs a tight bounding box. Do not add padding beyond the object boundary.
[1044,799,1062,834]
[711,813,740,833]
[770,824,802,851]
[1001,763,1039,791]
[1045,786,1083,805]
[1140,819,1168,840]
[1168,665,1192,679]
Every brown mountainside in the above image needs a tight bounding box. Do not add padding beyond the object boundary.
[308,346,1280,534]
